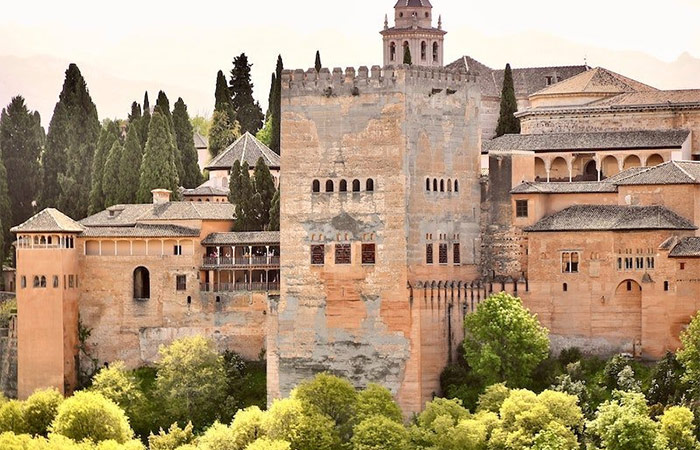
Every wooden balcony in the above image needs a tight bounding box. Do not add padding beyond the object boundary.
[199,282,280,293]
[202,256,280,269]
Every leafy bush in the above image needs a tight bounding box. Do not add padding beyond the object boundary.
[558,347,582,366]
[648,352,685,406]
[0,298,16,328]
[351,415,409,450]
[148,422,195,450]
[0,400,27,434]
[51,391,133,443]
[24,388,62,436]
[244,438,291,450]
[476,383,510,414]
[659,406,699,450]
[264,398,339,450]
[355,383,403,424]
[417,397,470,429]
[293,373,358,439]
[230,406,266,449]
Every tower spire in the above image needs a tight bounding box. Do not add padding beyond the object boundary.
[384,14,389,30]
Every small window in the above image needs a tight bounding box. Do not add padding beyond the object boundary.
[433,179,437,191]
[68,275,75,288]
[627,281,632,291]
[362,244,376,265]
[647,257,655,270]
[447,180,452,192]
[453,243,461,264]
[432,42,439,62]
[187,296,192,304]
[546,76,553,86]
[439,244,448,264]
[563,283,568,292]
[325,180,334,192]
[133,267,149,299]
[426,244,433,264]
[664,281,670,291]
[426,178,431,191]
[335,244,351,264]
[635,257,644,270]
[339,180,348,192]
[352,179,360,192]
[33,276,40,288]
[20,276,26,289]
[176,275,187,291]
[366,179,374,192]
[390,42,396,61]
[454,180,459,192]
[680,262,686,270]
[174,245,183,256]
[561,252,580,273]
[312,180,320,193]
[40,276,46,288]
[53,276,59,288]
[440,180,445,192]
[625,257,633,270]
[515,200,528,218]
[311,245,325,265]
[421,41,427,61]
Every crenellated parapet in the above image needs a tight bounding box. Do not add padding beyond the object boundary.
[281,65,477,97]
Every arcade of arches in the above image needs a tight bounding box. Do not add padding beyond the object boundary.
[534,153,666,182]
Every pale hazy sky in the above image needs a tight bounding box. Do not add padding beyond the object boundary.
[1,0,698,124]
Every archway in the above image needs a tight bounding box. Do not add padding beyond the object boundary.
[646,154,664,167]
[534,157,547,181]
[623,155,641,170]
[593,280,642,348]
[133,267,150,300]
[601,156,619,178]
[549,157,569,181]
[583,160,598,181]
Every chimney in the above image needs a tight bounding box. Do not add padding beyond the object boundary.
[151,189,172,204]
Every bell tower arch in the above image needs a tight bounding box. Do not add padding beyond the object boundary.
[381,0,446,67]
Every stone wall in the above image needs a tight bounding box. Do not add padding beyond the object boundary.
[0,315,17,398]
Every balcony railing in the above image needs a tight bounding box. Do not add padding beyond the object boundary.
[202,256,280,267]
[200,282,280,293]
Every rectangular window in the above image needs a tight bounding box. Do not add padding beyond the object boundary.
[617,258,622,270]
[515,200,528,218]
[53,276,59,288]
[174,245,183,256]
[311,245,325,265]
[68,275,75,288]
[176,275,187,291]
[680,262,686,270]
[635,257,644,270]
[453,243,461,264]
[561,252,580,273]
[625,257,633,270]
[361,244,375,265]
[335,244,351,265]
[426,244,433,264]
[439,244,448,264]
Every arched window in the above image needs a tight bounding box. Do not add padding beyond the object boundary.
[20,276,26,289]
[389,42,396,62]
[325,180,334,192]
[40,276,47,288]
[421,41,427,61]
[454,180,459,192]
[433,42,439,62]
[366,179,374,192]
[53,276,59,288]
[33,276,40,288]
[352,179,361,192]
[447,180,452,192]
[339,180,348,192]
[426,178,431,191]
[312,180,320,193]
[440,180,445,192]
[133,267,150,300]
[433,179,438,191]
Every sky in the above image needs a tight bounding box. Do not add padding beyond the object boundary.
[1,0,699,126]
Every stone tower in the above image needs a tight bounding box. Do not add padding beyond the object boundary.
[381,0,446,67]
[12,209,82,399]
[271,64,481,415]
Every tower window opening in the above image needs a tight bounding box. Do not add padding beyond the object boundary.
[32,276,40,288]
[339,180,348,192]
[426,178,431,191]
[312,180,320,193]
[366,179,374,192]
[440,179,445,192]
[325,180,334,192]
[433,42,439,62]
[426,244,433,264]
[421,41,427,61]
[664,281,670,291]
[352,179,361,192]
[133,267,150,300]
[454,180,459,192]
[433,179,437,191]
[390,42,396,62]
[563,283,568,292]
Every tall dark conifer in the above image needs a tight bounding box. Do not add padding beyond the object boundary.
[154,91,184,183]
[88,120,120,214]
[315,51,322,73]
[52,64,100,219]
[215,70,236,123]
[270,55,283,154]
[140,92,151,150]
[173,98,202,189]
[268,189,280,231]
[118,124,142,204]
[137,112,179,203]
[208,111,238,158]
[229,53,264,135]
[227,160,242,206]
[232,161,254,231]
[0,96,44,226]
[495,63,521,137]
[128,102,142,124]
[102,140,123,208]
[252,157,275,229]
[0,159,10,260]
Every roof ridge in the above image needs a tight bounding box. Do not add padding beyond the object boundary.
[672,160,697,182]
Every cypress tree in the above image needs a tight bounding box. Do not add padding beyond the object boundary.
[268,189,280,231]
[252,157,275,229]
[208,111,238,158]
[102,140,123,208]
[214,70,235,122]
[137,112,179,203]
[266,73,276,119]
[154,91,184,182]
[268,55,283,155]
[128,101,141,124]
[403,45,412,65]
[315,51,322,73]
[54,64,101,219]
[229,53,264,135]
[232,161,253,231]
[0,158,10,260]
[140,92,151,150]
[39,100,68,209]
[173,98,202,189]
[118,124,142,204]
[228,159,242,205]
[88,120,120,214]
[0,96,44,226]
[495,63,521,137]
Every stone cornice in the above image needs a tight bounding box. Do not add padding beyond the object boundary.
[516,102,700,118]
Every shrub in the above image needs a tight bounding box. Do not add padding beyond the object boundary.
[351,415,409,450]
[659,406,699,450]
[90,362,144,414]
[148,422,195,450]
[417,397,470,429]
[355,384,403,424]
[197,421,236,450]
[51,391,133,443]
[24,388,62,436]
[244,438,291,450]
[558,347,582,366]
[604,354,633,390]
[293,373,358,437]
[264,398,338,450]
[0,400,27,434]
[476,383,510,413]
[648,352,685,405]
[229,406,266,450]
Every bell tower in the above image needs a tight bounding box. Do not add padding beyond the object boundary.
[381,0,446,67]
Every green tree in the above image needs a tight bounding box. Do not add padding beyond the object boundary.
[128,101,142,124]
[0,400,27,434]
[403,45,412,65]
[232,161,254,232]
[463,292,549,387]
[148,422,195,450]
[648,352,685,406]
[90,361,144,422]
[89,120,121,214]
[208,110,238,159]
[293,373,358,441]
[476,383,511,414]
[230,53,264,135]
[137,112,180,203]
[355,384,403,424]
[118,124,143,204]
[50,391,134,444]
[677,312,700,392]
[659,406,699,450]
[229,406,266,450]
[154,336,227,430]
[246,438,291,450]
[173,98,202,188]
[24,388,62,437]
[215,70,236,123]
[417,397,470,430]
[154,91,183,182]
[351,415,409,450]
[140,92,151,150]
[40,101,69,209]
[253,157,276,229]
[102,140,123,208]
[268,189,280,231]
[228,160,243,204]
[264,398,339,450]
[256,116,273,147]
[495,63,521,137]
[0,157,11,260]
[0,96,44,226]
[315,51,322,73]
[270,55,283,155]
[190,116,212,137]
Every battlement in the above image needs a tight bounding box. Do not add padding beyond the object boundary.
[281,65,477,97]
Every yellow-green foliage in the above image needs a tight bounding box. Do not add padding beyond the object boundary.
[355,384,403,424]
[196,422,236,450]
[50,391,134,444]
[476,383,510,414]
[229,406,266,449]
[292,373,358,430]
[24,388,62,436]
[243,438,290,450]
[351,415,410,450]
[90,362,144,415]
[0,431,145,449]
[263,398,339,450]
[0,400,27,434]
[659,406,699,450]
[148,422,195,450]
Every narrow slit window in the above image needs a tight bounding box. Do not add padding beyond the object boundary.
[453,243,461,264]
[426,243,433,264]
[439,244,448,264]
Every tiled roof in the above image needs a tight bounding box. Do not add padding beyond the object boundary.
[589,90,700,107]
[206,132,280,171]
[601,167,649,183]
[530,67,657,97]
[11,208,84,233]
[669,237,700,257]
[525,205,696,232]
[81,224,200,238]
[445,56,588,98]
[511,181,618,194]
[182,186,230,197]
[613,161,700,185]
[81,202,235,227]
[193,132,208,149]
[395,0,432,6]
[484,130,689,153]
[201,231,280,245]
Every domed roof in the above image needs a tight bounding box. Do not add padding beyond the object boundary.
[395,0,432,7]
